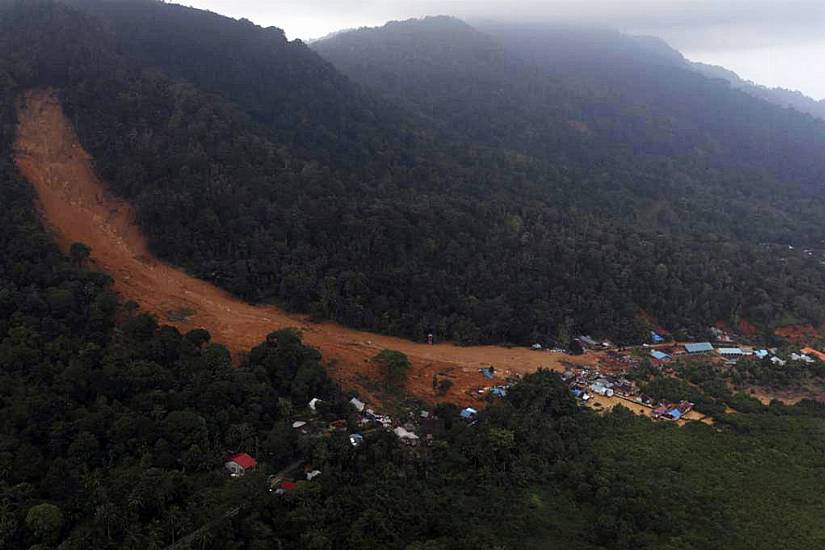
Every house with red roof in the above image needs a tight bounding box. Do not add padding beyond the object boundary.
[224,452,257,476]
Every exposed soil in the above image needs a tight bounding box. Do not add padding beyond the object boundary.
[586,394,713,426]
[747,385,825,406]
[14,89,597,407]
[737,319,759,338]
[774,323,818,341]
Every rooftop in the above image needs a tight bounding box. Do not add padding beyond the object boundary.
[684,342,714,353]
[225,452,256,470]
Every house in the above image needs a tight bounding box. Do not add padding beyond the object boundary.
[224,453,256,476]
[589,383,614,397]
[717,347,744,358]
[771,356,787,366]
[531,343,543,350]
[801,347,825,362]
[650,331,665,343]
[393,426,420,445]
[491,386,508,397]
[349,433,364,447]
[275,480,298,495]
[684,342,714,354]
[594,377,614,389]
[650,350,671,363]
[791,352,816,364]
[480,367,495,379]
[308,398,323,412]
[754,349,769,359]
[460,407,478,419]
[576,335,600,350]
[366,411,392,428]
[306,470,322,480]
[292,420,307,429]
[677,400,694,413]
[349,397,366,412]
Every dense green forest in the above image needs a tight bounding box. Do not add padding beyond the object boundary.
[0,0,824,345]
[1,118,825,547]
[1,177,824,548]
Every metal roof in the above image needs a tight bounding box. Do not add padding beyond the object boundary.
[650,350,670,360]
[717,347,744,355]
[684,342,714,353]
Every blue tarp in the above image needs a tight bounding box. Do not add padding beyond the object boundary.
[460,407,478,419]
[491,387,507,397]
[650,331,664,343]
[668,409,683,419]
[571,389,583,398]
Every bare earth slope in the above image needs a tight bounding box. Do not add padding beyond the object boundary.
[14,89,588,404]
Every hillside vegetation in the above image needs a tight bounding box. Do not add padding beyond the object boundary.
[3,1,825,345]
[2,2,825,549]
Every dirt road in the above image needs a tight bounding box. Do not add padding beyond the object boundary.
[14,89,594,405]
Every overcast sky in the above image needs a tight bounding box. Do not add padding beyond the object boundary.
[184,1,825,100]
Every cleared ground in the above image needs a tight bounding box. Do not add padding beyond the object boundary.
[14,89,596,406]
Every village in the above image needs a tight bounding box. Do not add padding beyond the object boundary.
[557,328,825,422]
[221,391,489,493]
[219,323,825,492]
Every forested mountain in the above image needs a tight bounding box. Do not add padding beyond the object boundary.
[3,2,825,548]
[316,17,825,197]
[6,0,825,349]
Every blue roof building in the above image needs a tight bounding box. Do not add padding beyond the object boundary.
[460,407,478,419]
[650,350,671,361]
[684,342,714,354]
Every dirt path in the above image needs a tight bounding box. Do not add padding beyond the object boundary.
[14,89,594,405]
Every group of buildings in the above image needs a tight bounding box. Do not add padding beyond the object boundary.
[649,340,825,368]
[563,365,697,423]
[650,341,774,365]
